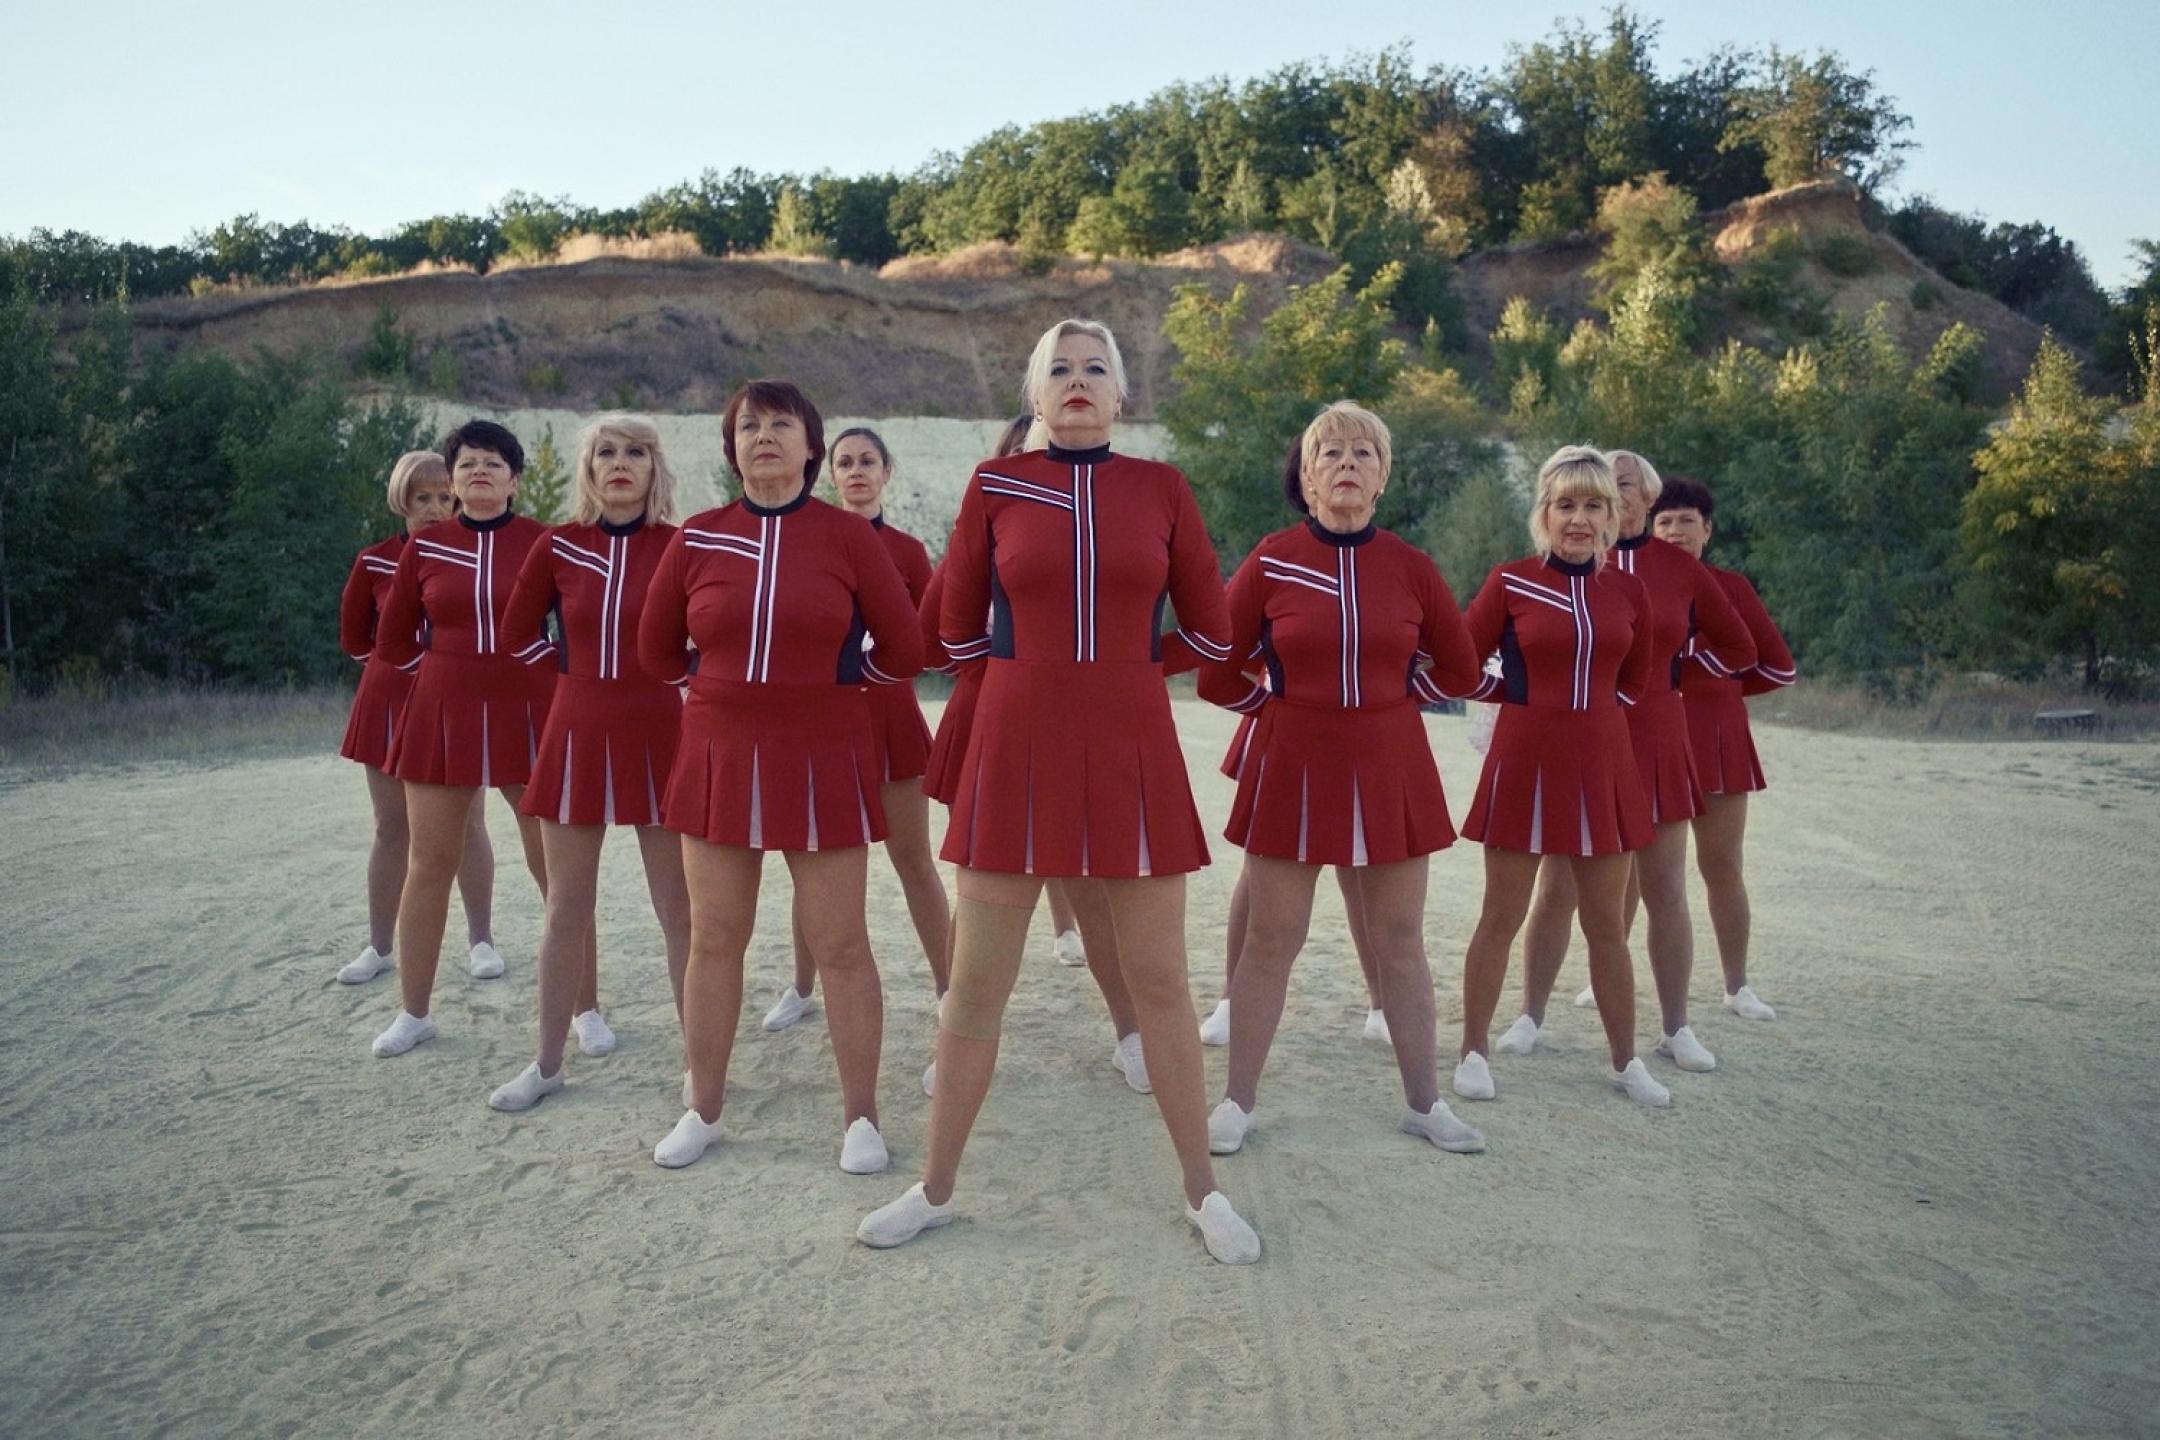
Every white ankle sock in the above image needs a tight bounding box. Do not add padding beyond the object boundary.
[840,1117,890,1175]
[1207,1098,1257,1155]
[468,941,505,979]
[1656,1024,1717,1072]
[1724,984,1776,1021]
[653,1108,725,1168]
[1401,1100,1486,1153]
[337,946,392,984]
[1494,1013,1540,1056]
[1452,1051,1495,1101]
[371,1010,436,1058]
[857,1183,953,1248]
[1113,1033,1151,1094]
[921,1058,937,1098]
[571,1009,616,1057]
[1053,928,1087,966]
[1611,1057,1671,1107]
[1198,998,1231,1047]
[1362,1008,1391,1043]
[761,986,817,1032]
[1184,1191,1261,1264]
[488,1061,563,1112]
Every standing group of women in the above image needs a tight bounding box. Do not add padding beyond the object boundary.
[336,317,1794,1266]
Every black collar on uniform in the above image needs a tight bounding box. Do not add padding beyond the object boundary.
[1305,516,1376,547]
[1544,553,1597,577]
[868,512,887,530]
[599,511,648,537]
[1047,443,1113,464]
[742,480,814,517]
[1615,530,1650,551]
[458,507,516,532]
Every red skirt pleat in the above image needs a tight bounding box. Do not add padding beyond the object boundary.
[1220,711,1258,780]
[866,681,933,783]
[1626,689,1705,824]
[386,653,556,789]
[518,675,684,826]
[922,664,985,808]
[340,660,412,769]
[942,659,1209,878]
[665,678,884,851]
[1462,704,1652,856]
[1683,686,1767,795]
[1225,700,1455,865]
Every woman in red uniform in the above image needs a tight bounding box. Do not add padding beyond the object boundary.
[858,319,1260,1264]
[1187,402,1486,1157]
[369,420,559,1057]
[1495,451,1755,1073]
[485,416,692,1111]
[762,427,951,1040]
[335,451,498,986]
[1445,447,1670,1106]
[1651,475,1794,1021]
[636,380,924,1175]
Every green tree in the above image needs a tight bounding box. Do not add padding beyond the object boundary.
[768,185,836,259]
[1587,172,1711,313]
[521,426,572,523]
[360,303,415,381]
[0,282,63,670]
[1719,48,1912,192]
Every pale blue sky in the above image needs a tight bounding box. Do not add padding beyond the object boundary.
[4,0,2154,286]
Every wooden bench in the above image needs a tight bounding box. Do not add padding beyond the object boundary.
[2034,708,2098,735]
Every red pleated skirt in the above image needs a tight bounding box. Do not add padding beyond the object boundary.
[1462,704,1652,856]
[866,681,933,784]
[1225,700,1455,866]
[1220,711,1258,780]
[941,659,1209,878]
[386,652,556,789]
[664,678,884,851]
[1683,683,1767,795]
[1626,689,1705,824]
[517,675,683,826]
[922,664,985,808]
[340,660,413,770]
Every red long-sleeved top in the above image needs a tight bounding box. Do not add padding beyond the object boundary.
[376,511,554,674]
[1682,564,1797,700]
[1610,533,1756,692]
[501,515,679,682]
[339,534,407,662]
[1453,555,1656,710]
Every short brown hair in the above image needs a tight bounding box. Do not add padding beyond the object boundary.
[1650,473,1715,522]
[722,380,825,485]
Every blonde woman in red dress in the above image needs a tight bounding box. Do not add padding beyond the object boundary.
[858,320,1260,1263]
[335,451,497,986]
[486,416,691,1111]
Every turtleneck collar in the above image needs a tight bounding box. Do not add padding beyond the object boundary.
[599,511,647,537]
[1048,442,1113,465]
[1616,529,1650,551]
[742,480,813,518]
[1544,553,1597,577]
[458,507,516,533]
[1305,515,1376,547]
[867,512,887,530]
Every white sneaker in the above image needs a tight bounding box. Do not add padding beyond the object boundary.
[1611,1057,1671,1107]
[1723,985,1777,1021]
[840,1117,890,1175]
[371,1011,437,1057]
[761,986,817,1032]
[1655,1025,1718,1072]
[1494,1014,1541,1056]
[1053,928,1087,967]
[1184,1191,1261,1264]
[1573,984,1598,1009]
[1198,998,1231,1047]
[857,1183,954,1248]
[1362,1008,1391,1043]
[1401,1101,1486,1153]
[488,1061,563,1112]
[337,946,392,984]
[1207,1098,1257,1155]
[1452,1051,1495,1101]
[921,1059,937,1098]
[571,1009,616,1057]
[653,1108,725,1168]
[468,941,505,979]
[1112,1033,1151,1094]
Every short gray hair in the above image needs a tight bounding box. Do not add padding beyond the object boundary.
[1606,448,1663,502]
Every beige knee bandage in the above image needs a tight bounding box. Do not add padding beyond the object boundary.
[938,895,1034,1041]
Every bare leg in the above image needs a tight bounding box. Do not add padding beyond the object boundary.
[456,787,494,947]
[1064,878,1138,1040]
[1459,848,1541,1058]
[680,838,763,1122]
[362,765,410,954]
[1572,853,1640,1069]
[881,778,951,994]
[1637,819,1695,1034]
[1101,875,1220,1208]
[533,823,605,1076]
[575,910,599,1015]
[1046,879,1078,938]
[1221,861,1251,993]
[1349,860,1440,1112]
[636,825,692,1030]
[1517,854,1578,1024]
[1335,866,1383,1010]
[785,846,882,1128]
[1692,794,1752,993]
[1223,855,1321,1111]
[500,784,547,895]
[788,884,817,999]
[394,782,479,1018]
[922,868,1041,1205]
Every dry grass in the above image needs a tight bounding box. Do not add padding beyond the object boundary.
[1752,676,2160,740]
[0,684,350,781]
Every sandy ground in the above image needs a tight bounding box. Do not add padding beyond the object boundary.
[2,703,2157,1439]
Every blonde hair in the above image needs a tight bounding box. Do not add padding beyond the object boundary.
[1606,448,1663,502]
[571,414,679,526]
[1021,318,1129,418]
[386,450,448,517]
[1528,445,1620,560]
[1300,401,1392,487]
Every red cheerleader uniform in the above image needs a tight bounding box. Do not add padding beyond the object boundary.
[636,484,924,851]
[501,514,683,826]
[918,564,987,808]
[939,445,1231,877]
[1453,555,1658,855]
[1679,565,1796,794]
[1608,532,1757,824]
[863,515,936,784]
[338,533,415,769]
[376,510,558,788]
[1196,520,1482,866]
